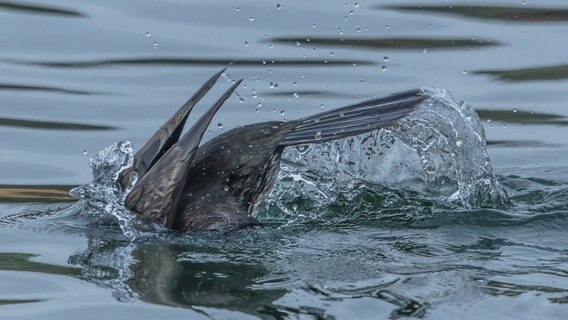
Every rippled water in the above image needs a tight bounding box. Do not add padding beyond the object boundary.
[1,1,567,319]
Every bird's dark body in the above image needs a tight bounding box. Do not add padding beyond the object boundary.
[175,122,288,231]
[121,70,428,232]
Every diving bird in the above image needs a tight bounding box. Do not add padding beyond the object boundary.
[120,69,428,232]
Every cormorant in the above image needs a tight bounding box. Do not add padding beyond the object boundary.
[120,70,428,232]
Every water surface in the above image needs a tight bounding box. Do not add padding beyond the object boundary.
[1,0,567,319]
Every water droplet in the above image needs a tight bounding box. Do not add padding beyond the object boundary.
[339,112,345,117]
[153,42,158,49]
[320,104,325,111]
[238,97,244,103]
[383,56,389,62]
[146,32,151,37]
[312,24,317,28]
[354,2,359,8]
[522,0,526,4]
[513,108,518,113]
[293,92,299,98]
[295,41,301,46]
[462,70,468,75]
[217,123,223,129]
[244,41,249,47]
[423,49,428,53]
[276,3,281,9]
[280,110,285,115]
[349,10,354,15]
[385,24,390,29]
[82,149,88,155]
[269,43,274,48]
[251,89,257,98]
[381,66,387,71]
[315,131,322,140]
[235,7,240,11]
[248,16,254,21]
[329,51,335,56]
[360,79,365,83]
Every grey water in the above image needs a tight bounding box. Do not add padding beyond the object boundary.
[1,0,568,319]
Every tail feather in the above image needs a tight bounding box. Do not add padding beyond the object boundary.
[120,68,227,186]
[125,79,243,228]
[279,89,428,146]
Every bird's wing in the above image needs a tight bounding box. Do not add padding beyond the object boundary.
[279,89,428,146]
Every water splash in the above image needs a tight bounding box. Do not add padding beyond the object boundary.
[262,88,509,222]
[72,89,509,234]
[69,140,163,241]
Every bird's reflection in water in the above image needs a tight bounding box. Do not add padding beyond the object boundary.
[68,236,287,317]
[67,230,431,319]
